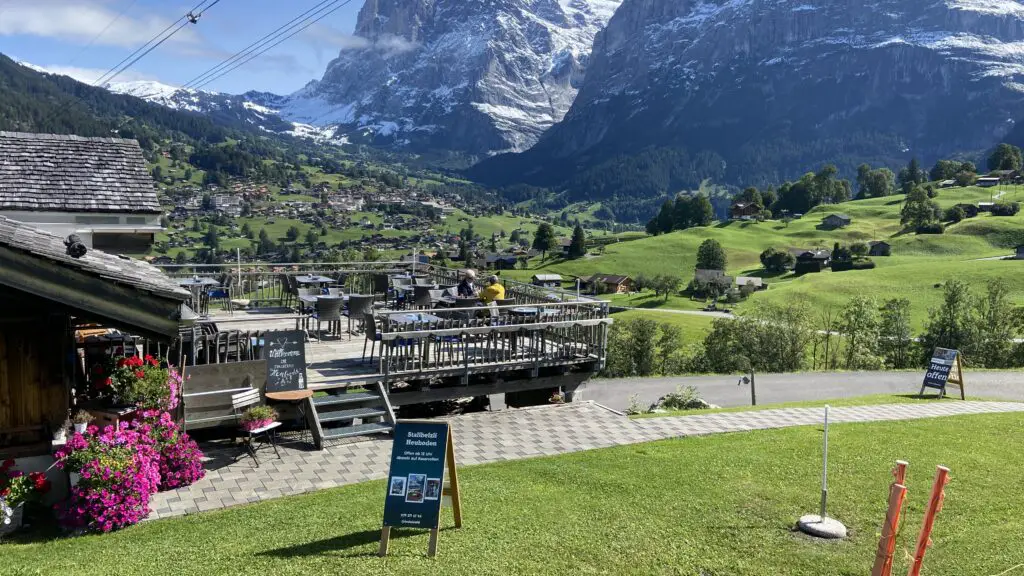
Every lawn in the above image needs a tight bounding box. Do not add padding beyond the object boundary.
[609,309,716,347]
[632,393,990,418]
[5,412,1023,575]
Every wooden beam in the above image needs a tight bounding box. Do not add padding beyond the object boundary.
[388,371,591,406]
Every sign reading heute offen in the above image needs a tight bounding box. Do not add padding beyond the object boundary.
[382,421,449,530]
[264,330,307,393]
[923,347,958,392]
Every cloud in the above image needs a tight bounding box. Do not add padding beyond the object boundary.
[299,24,419,61]
[0,0,203,48]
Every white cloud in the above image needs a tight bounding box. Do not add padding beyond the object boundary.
[299,24,420,61]
[0,0,203,48]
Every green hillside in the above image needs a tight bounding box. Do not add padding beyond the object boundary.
[519,185,1024,330]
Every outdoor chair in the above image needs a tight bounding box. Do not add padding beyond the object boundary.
[313,297,345,340]
[346,295,375,336]
[414,277,434,287]
[327,287,343,297]
[277,274,293,307]
[208,275,233,314]
[362,313,383,364]
[413,285,434,309]
[231,389,281,468]
[372,274,390,305]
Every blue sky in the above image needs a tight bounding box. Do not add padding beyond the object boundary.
[0,0,364,94]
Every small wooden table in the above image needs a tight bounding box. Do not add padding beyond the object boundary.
[265,390,314,445]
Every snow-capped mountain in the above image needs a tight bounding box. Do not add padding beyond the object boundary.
[478,0,1024,190]
[289,0,623,154]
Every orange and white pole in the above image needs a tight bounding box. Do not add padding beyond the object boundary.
[906,466,951,576]
[871,460,910,576]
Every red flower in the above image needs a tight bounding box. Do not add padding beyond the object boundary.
[92,364,105,375]
[1,459,13,472]
[144,355,159,367]
[134,370,145,379]
[0,488,9,498]
[117,358,128,368]
[101,377,112,388]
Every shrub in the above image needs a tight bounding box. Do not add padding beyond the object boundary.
[831,259,877,272]
[916,222,945,234]
[655,386,709,411]
[991,202,1021,216]
[759,247,795,273]
[944,205,965,223]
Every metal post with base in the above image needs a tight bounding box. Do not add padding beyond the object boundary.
[797,405,848,539]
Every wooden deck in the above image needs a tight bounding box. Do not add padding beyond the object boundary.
[201,307,606,404]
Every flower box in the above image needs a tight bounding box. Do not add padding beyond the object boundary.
[241,418,275,432]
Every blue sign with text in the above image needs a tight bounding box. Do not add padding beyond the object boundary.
[923,348,958,391]
[382,421,449,529]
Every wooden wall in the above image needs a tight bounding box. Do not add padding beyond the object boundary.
[0,295,69,457]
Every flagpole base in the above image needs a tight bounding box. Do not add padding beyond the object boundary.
[797,514,847,539]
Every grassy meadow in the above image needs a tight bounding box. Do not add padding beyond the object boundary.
[525,185,1024,330]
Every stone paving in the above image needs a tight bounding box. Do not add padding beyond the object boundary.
[148,400,1024,520]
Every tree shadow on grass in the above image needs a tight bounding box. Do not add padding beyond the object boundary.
[259,527,457,559]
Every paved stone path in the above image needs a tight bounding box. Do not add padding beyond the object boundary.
[148,400,1024,520]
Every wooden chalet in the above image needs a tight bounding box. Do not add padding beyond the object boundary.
[821,213,852,229]
[793,248,832,274]
[0,132,163,252]
[0,216,190,461]
[584,274,633,294]
[730,201,761,220]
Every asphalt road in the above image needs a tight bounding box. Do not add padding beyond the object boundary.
[578,371,1024,412]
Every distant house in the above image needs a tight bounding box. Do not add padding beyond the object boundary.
[694,268,732,285]
[822,213,852,229]
[557,237,573,256]
[988,169,1018,182]
[531,274,563,288]
[735,276,765,291]
[978,202,996,212]
[0,131,162,252]
[730,201,761,220]
[868,241,891,257]
[793,249,832,274]
[977,177,1000,188]
[938,179,957,188]
[484,253,518,270]
[585,274,633,295]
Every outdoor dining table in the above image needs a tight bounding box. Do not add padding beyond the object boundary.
[509,306,559,318]
[295,275,335,287]
[177,278,220,288]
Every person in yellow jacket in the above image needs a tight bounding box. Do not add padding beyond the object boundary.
[478,275,506,304]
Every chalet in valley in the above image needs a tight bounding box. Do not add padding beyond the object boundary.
[584,274,633,294]
[0,132,162,252]
[821,213,852,229]
[792,248,832,273]
[730,201,761,220]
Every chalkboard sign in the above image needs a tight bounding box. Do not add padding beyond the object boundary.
[920,347,965,399]
[264,330,307,393]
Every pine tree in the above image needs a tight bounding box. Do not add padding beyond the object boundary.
[568,224,587,259]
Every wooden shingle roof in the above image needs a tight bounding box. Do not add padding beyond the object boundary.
[0,131,160,214]
[0,215,188,300]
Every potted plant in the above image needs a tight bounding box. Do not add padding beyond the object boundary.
[0,460,51,536]
[72,410,93,434]
[240,405,277,432]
